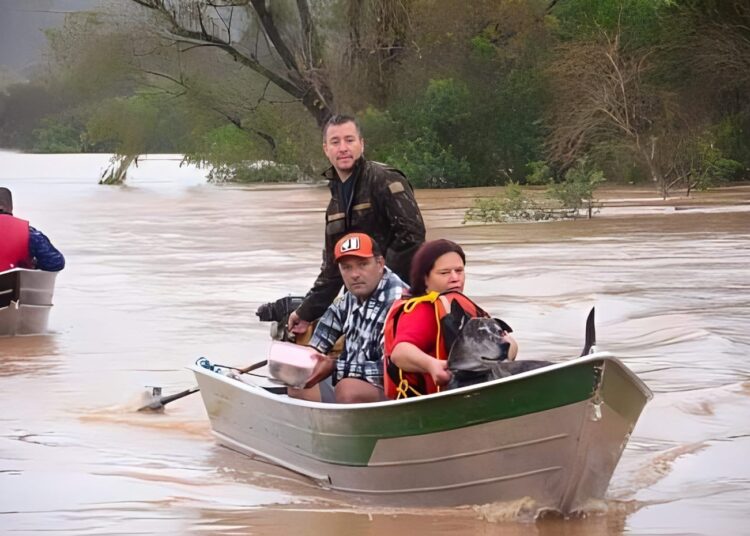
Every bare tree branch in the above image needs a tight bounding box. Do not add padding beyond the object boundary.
[129,0,333,125]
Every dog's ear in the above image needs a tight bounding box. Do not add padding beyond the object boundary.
[443,300,470,350]
[494,317,513,333]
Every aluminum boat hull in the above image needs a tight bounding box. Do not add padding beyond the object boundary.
[0,268,57,337]
[191,353,651,512]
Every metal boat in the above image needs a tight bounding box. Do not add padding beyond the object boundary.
[0,268,58,336]
[190,352,651,513]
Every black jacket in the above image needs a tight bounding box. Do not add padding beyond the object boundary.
[296,157,425,321]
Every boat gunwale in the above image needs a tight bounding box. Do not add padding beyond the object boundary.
[189,352,653,412]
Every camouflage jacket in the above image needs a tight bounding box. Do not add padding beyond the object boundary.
[296,157,425,321]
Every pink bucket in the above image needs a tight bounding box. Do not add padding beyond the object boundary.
[267,341,318,388]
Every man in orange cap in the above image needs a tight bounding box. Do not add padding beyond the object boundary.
[288,232,408,403]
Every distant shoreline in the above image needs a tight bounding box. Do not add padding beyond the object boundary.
[2,150,748,215]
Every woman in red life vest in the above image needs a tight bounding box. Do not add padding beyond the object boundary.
[383,239,518,399]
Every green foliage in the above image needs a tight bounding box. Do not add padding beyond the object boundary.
[44,12,135,101]
[207,161,312,184]
[524,160,554,185]
[386,132,472,188]
[464,158,606,223]
[31,118,85,153]
[1,0,746,193]
[713,116,750,171]
[713,159,745,182]
[359,105,398,146]
[189,124,264,167]
[86,94,193,154]
[362,74,546,187]
[0,81,79,149]
[483,68,549,181]
[187,123,313,183]
[362,79,474,187]
[464,181,549,223]
[419,78,472,128]
[183,102,323,182]
[470,35,496,60]
[547,159,606,218]
[687,136,744,191]
[552,0,671,46]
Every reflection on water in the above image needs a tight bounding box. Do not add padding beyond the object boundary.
[0,335,60,377]
[1,152,749,535]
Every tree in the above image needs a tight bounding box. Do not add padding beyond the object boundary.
[333,0,414,108]
[128,0,336,126]
[667,0,750,171]
[545,21,686,198]
[34,7,323,178]
[679,0,750,90]
[360,0,555,186]
[548,158,605,218]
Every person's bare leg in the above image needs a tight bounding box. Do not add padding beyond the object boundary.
[334,378,384,403]
[288,384,321,402]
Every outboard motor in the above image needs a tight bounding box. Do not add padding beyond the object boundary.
[255,295,305,342]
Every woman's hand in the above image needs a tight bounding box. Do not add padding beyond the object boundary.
[392,342,452,385]
[427,358,452,386]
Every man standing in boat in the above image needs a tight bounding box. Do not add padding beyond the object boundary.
[287,114,425,336]
[288,232,408,403]
[0,187,65,272]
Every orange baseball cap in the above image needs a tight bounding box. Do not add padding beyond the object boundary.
[334,232,376,262]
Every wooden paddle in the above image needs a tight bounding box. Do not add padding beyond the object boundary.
[137,359,268,412]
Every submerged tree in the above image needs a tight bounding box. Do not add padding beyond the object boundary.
[546,22,684,198]
[544,1,749,196]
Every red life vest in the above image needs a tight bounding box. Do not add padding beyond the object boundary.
[0,214,31,271]
[383,291,489,399]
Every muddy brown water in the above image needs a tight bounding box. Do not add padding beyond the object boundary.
[1,153,749,535]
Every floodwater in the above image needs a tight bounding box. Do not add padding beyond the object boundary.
[1,151,749,535]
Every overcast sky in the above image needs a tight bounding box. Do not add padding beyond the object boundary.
[0,0,107,73]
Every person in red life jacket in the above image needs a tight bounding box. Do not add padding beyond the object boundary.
[383,239,518,399]
[0,187,65,272]
[288,232,408,404]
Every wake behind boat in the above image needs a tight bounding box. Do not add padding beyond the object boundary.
[190,351,652,513]
[0,268,58,336]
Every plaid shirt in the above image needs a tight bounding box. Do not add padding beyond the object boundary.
[309,267,408,386]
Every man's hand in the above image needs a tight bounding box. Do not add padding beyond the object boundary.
[303,352,336,388]
[287,310,311,335]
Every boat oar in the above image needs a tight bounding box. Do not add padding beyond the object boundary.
[580,307,596,356]
[138,359,268,412]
